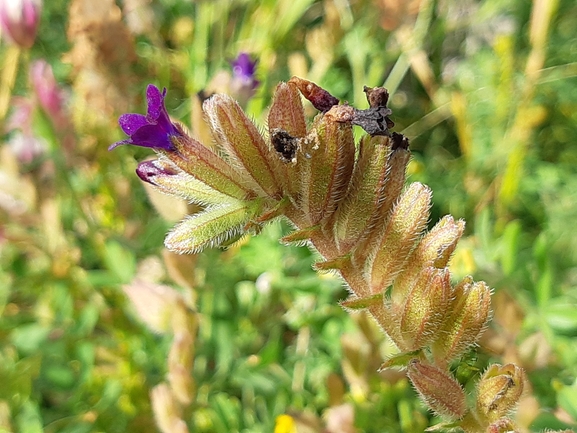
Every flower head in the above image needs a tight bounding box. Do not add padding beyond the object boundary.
[109,84,181,151]
[0,0,42,49]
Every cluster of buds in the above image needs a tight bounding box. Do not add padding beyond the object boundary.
[112,78,523,430]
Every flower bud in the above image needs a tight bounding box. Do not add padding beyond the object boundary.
[393,215,465,297]
[407,359,467,420]
[0,0,42,49]
[136,159,233,207]
[168,132,258,200]
[331,135,392,254]
[164,198,262,253]
[431,279,492,366]
[476,364,525,423]
[297,105,355,226]
[369,182,432,294]
[204,94,281,198]
[398,267,452,350]
[349,133,410,267]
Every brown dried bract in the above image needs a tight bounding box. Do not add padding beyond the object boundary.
[288,77,339,113]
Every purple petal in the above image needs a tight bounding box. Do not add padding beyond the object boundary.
[145,84,178,136]
[119,113,149,135]
[110,84,180,152]
[130,124,174,150]
[108,139,133,151]
[146,84,165,120]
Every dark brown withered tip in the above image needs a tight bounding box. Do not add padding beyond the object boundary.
[390,132,409,150]
[271,129,299,162]
[363,86,390,108]
[348,85,395,137]
[289,77,339,113]
[351,105,393,137]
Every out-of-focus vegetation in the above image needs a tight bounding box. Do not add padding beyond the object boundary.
[1,0,576,432]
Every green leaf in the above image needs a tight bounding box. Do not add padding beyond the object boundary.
[103,240,136,283]
[15,401,43,433]
[500,219,521,276]
[557,380,577,422]
[10,324,50,354]
[543,299,577,335]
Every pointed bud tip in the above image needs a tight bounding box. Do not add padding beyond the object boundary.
[363,86,390,108]
[136,160,179,184]
[288,76,339,113]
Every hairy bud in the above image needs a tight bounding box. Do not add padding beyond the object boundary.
[407,359,467,420]
[431,279,492,366]
[476,364,525,423]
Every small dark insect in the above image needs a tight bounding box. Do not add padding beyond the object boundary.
[271,129,300,162]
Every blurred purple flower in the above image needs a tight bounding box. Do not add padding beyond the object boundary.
[230,52,259,105]
[231,53,258,86]
[0,0,42,49]
[109,84,182,151]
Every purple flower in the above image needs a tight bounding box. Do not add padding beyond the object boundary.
[109,84,181,151]
[229,52,259,106]
[231,53,258,86]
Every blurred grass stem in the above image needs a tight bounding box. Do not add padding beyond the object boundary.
[383,0,434,97]
[497,0,558,216]
[0,46,22,121]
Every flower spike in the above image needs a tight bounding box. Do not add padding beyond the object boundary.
[112,78,525,432]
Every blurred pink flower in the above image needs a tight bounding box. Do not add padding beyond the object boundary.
[4,60,72,164]
[30,59,67,130]
[5,96,47,164]
[0,0,42,49]
[6,96,34,135]
[7,131,47,164]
